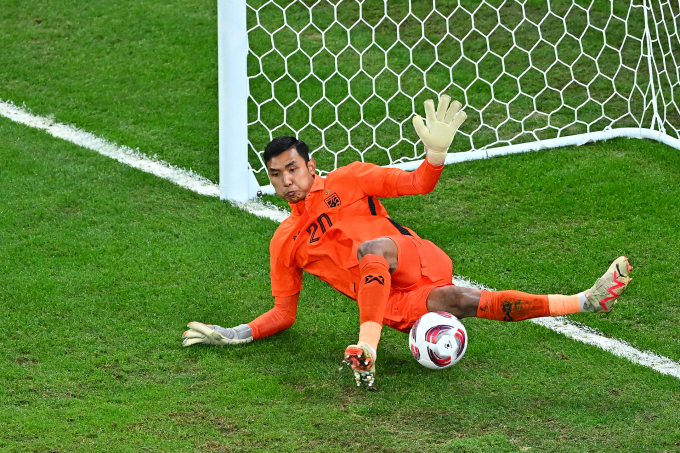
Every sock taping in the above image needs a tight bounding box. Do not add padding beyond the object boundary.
[358,321,382,355]
[547,294,582,316]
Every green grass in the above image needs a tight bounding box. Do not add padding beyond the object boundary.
[2,117,680,452]
[2,0,680,451]
[0,0,220,180]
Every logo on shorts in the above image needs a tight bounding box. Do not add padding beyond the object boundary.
[324,193,341,208]
[364,275,385,285]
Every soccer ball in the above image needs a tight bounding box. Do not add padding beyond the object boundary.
[409,312,468,370]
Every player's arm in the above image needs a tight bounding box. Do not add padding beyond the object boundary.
[394,157,445,196]
[350,95,465,197]
[181,293,300,347]
[246,293,299,338]
[182,236,303,347]
[351,159,446,197]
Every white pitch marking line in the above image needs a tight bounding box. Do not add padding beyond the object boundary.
[452,277,680,380]
[2,99,679,380]
[532,317,680,379]
[0,99,288,223]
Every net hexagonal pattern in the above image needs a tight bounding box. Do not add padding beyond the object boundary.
[245,0,680,182]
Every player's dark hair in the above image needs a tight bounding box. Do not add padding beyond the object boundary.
[264,136,310,166]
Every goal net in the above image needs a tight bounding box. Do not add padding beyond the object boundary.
[220,0,680,198]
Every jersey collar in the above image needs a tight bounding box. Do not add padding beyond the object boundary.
[308,174,325,193]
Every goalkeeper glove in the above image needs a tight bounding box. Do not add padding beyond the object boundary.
[182,322,253,347]
[412,94,467,165]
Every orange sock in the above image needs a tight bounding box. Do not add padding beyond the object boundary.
[477,290,550,321]
[356,254,391,352]
[477,291,584,321]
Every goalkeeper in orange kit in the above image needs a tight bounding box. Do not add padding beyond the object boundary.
[182,95,632,387]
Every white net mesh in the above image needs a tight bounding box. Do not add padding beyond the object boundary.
[245,0,680,183]
[648,0,680,136]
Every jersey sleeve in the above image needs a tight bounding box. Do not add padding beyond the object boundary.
[270,230,303,297]
[248,293,299,339]
[349,159,444,198]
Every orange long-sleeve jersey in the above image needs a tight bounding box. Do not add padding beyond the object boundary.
[248,159,444,339]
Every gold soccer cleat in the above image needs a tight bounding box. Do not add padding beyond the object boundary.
[583,256,632,313]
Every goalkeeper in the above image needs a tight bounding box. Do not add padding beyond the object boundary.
[182,95,632,387]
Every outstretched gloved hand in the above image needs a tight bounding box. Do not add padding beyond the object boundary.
[412,94,467,166]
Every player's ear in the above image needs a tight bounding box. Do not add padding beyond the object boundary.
[307,158,317,175]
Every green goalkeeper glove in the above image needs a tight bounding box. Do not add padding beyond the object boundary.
[182,322,253,347]
[412,94,467,165]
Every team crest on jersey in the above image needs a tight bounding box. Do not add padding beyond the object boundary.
[324,193,341,208]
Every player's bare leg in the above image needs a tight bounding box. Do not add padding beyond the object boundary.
[427,256,632,320]
[427,285,481,318]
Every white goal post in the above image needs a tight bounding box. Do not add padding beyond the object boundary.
[218,0,680,202]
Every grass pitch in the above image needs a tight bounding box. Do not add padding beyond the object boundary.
[1,118,680,452]
[1,0,680,451]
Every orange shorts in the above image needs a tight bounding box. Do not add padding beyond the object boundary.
[381,234,454,332]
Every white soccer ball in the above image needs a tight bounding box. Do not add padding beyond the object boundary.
[409,312,468,370]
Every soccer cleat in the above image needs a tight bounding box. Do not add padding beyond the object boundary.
[343,343,376,387]
[583,256,632,313]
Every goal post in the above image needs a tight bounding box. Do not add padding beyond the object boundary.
[218,0,680,201]
[218,0,261,202]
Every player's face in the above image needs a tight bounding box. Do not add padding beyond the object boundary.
[267,148,317,204]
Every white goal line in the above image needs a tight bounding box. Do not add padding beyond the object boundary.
[1,98,678,380]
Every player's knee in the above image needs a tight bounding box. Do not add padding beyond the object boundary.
[427,285,481,319]
[357,238,398,271]
[357,239,387,260]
